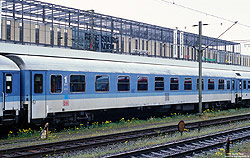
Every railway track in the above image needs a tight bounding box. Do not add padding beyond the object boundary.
[108,126,250,158]
[1,113,250,158]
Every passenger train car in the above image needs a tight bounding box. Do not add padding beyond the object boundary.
[0,44,250,126]
[0,55,20,125]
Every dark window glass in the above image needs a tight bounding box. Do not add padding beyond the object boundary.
[51,75,62,93]
[208,79,215,90]
[197,79,204,90]
[137,76,148,91]
[118,76,130,91]
[243,80,246,89]
[218,79,224,90]
[142,40,144,50]
[6,74,12,94]
[35,27,39,44]
[19,24,23,42]
[6,21,11,40]
[184,78,192,90]
[64,32,68,47]
[50,29,54,45]
[227,80,230,90]
[96,75,109,92]
[232,80,235,90]
[248,81,250,89]
[155,77,164,91]
[57,31,61,46]
[70,75,85,92]
[170,78,179,90]
[34,74,43,93]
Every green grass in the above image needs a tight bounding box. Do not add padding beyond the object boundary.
[1,108,250,150]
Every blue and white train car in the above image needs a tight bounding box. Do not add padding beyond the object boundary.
[0,55,20,125]
[6,52,250,125]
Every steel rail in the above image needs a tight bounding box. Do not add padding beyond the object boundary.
[107,126,250,158]
[1,113,250,158]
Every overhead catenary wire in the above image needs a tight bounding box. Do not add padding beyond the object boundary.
[205,21,238,49]
[155,0,250,29]
[154,0,245,47]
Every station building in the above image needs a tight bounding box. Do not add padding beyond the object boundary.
[1,0,249,66]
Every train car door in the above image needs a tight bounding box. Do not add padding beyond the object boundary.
[3,72,19,111]
[31,71,47,120]
[235,79,242,103]
[231,79,236,103]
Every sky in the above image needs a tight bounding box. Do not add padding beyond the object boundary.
[39,0,250,54]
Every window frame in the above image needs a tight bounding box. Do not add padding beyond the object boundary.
[137,76,148,91]
[184,77,192,91]
[50,74,63,94]
[170,77,179,91]
[248,81,250,89]
[232,80,235,90]
[155,76,165,91]
[5,74,12,94]
[70,74,86,93]
[208,78,215,90]
[218,79,225,90]
[117,75,130,92]
[34,74,43,94]
[243,80,247,90]
[226,80,231,90]
[95,75,110,92]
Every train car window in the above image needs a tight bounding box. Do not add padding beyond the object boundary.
[208,79,215,90]
[6,74,12,94]
[34,74,43,93]
[95,75,109,92]
[196,79,204,90]
[137,76,148,91]
[184,78,192,90]
[70,75,85,93]
[118,76,130,91]
[155,77,164,91]
[232,80,235,90]
[243,80,247,89]
[170,78,179,90]
[248,81,250,89]
[51,75,62,93]
[218,79,224,90]
[227,80,231,90]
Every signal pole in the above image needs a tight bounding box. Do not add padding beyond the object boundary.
[198,21,202,114]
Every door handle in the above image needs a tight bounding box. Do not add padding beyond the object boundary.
[32,99,36,104]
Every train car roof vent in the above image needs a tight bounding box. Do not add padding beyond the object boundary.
[236,73,241,76]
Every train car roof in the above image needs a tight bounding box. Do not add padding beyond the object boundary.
[7,55,236,78]
[0,43,249,77]
[0,55,20,71]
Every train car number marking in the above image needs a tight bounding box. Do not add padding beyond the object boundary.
[63,100,69,106]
